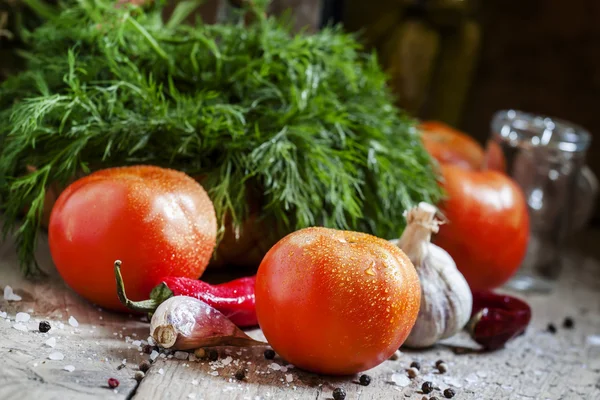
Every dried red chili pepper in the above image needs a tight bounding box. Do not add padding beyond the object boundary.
[466,290,531,351]
[114,261,257,327]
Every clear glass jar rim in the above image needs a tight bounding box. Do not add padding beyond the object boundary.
[492,109,591,152]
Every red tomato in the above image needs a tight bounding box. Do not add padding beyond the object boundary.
[434,164,529,290]
[48,165,217,311]
[420,121,485,171]
[255,227,421,375]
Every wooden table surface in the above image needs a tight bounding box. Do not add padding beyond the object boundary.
[1,231,600,400]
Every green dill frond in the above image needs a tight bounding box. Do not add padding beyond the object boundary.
[0,0,441,276]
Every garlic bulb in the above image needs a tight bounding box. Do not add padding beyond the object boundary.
[390,202,472,348]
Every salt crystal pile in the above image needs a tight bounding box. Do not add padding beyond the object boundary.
[68,316,79,327]
[15,312,30,323]
[64,365,76,372]
[48,352,65,361]
[13,323,28,332]
[45,337,57,348]
[3,285,22,301]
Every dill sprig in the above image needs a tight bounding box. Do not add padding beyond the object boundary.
[0,0,441,276]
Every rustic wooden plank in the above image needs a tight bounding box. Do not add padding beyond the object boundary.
[2,231,600,399]
[0,234,149,400]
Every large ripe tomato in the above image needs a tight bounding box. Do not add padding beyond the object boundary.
[48,165,217,311]
[255,227,421,376]
[434,164,529,290]
[420,121,485,171]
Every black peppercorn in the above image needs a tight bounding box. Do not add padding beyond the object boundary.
[563,317,574,329]
[264,349,276,360]
[435,359,444,367]
[547,323,557,333]
[139,360,151,373]
[359,374,371,386]
[333,387,346,400]
[422,381,434,394]
[234,369,246,380]
[143,344,154,354]
[429,397,439,400]
[443,388,456,398]
[39,321,51,333]
[410,361,421,370]
[208,349,219,361]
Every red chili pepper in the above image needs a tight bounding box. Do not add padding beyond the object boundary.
[114,261,257,327]
[466,290,532,351]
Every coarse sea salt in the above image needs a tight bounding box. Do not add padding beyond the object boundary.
[13,323,28,332]
[68,316,79,327]
[150,350,159,361]
[175,351,189,360]
[158,368,164,375]
[390,373,410,387]
[187,394,196,399]
[45,337,57,347]
[48,352,65,361]
[192,379,199,386]
[0,311,7,319]
[210,371,219,376]
[221,356,233,366]
[131,340,142,347]
[586,335,600,346]
[285,374,293,383]
[15,312,30,322]
[3,285,22,301]
[64,365,75,372]
[269,363,281,371]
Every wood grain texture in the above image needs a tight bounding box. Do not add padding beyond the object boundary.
[1,231,600,399]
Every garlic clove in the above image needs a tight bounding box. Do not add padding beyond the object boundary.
[150,296,265,350]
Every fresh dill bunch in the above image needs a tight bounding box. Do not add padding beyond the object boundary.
[0,0,442,276]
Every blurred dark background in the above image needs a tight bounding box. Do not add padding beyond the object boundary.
[2,0,599,222]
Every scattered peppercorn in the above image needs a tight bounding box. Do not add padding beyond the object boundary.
[563,317,574,329]
[410,361,421,370]
[407,367,419,379]
[430,397,439,400]
[264,349,276,360]
[389,350,401,361]
[422,381,434,394]
[235,369,246,381]
[359,374,371,386]
[208,349,219,361]
[134,371,145,382]
[435,359,444,367]
[38,321,51,333]
[194,348,206,359]
[142,345,154,354]
[332,387,346,400]
[108,378,119,388]
[437,363,448,374]
[117,364,126,370]
[139,360,151,373]
[443,388,456,398]
[547,323,557,333]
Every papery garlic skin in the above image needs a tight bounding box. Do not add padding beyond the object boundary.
[391,202,473,348]
[150,296,262,350]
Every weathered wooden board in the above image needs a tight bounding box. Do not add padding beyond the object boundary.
[1,231,600,400]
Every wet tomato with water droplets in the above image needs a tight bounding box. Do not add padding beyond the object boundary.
[255,227,421,375]
[49,165,217,311]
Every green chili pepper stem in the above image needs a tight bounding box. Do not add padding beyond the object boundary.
[114,260,159,313]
